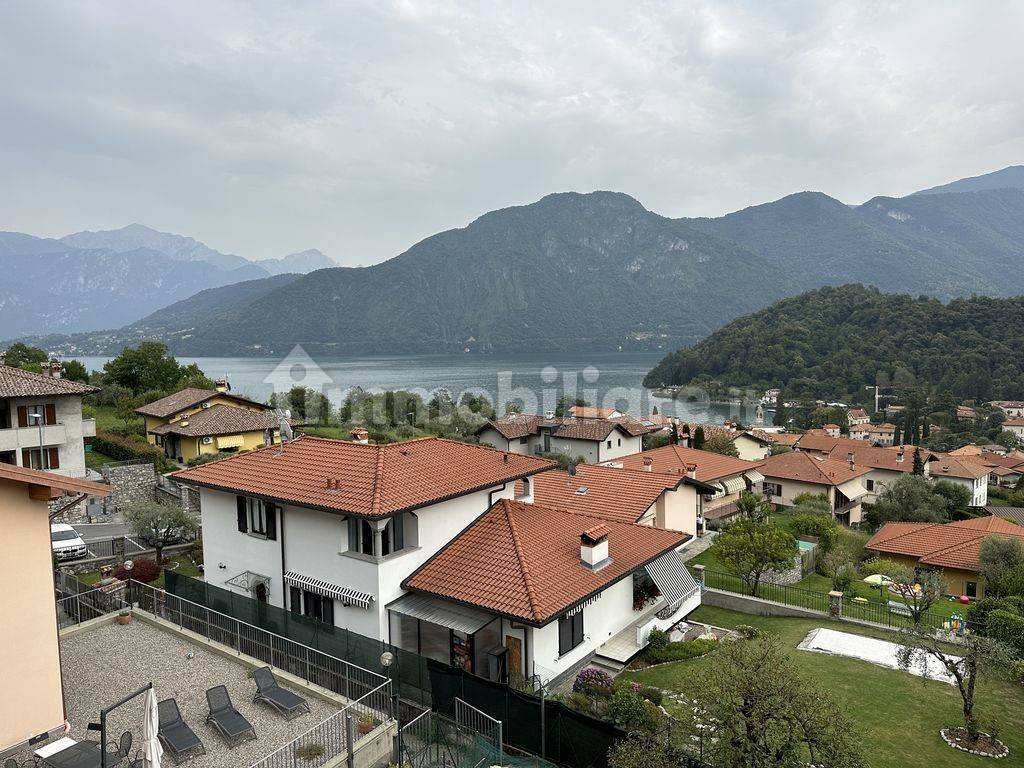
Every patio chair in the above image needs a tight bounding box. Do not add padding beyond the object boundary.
[157,698,206,765]
[251,666,311,720]
[205,686,256,748]
[105,730,132,766]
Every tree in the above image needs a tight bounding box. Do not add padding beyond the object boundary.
[978,536,1024,599]
[703,433,740,457]
[714,520,797,596]
[735,490,772,522]
[61,359,90,383]
[932,480,971,519]
[772,392,787,427]
[692,425,706,450]
[608,733,682,768]
[114,396,141,430]
[103,342,211,394]
[1,342,47,368]
[688,634,865,768]
[123,500,198,566]
[911,447,925,475]
[555,396,588,418]
[866,474,950,526]
[889,567,947,625]
[897,625,1015,742]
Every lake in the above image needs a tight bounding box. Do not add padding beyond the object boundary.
[76,351,761,425]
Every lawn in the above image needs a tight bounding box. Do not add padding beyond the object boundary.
[75,555,202,590]
[623,606,1024,768]
[794,573,969,621]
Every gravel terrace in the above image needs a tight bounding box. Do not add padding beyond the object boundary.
[47,618,342,768]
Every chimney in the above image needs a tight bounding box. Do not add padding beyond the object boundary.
[350,428,369,444]
[643,457,653,472]
[42,359,63,379]
[896,449,905,463]
[580,524,611,570]
[685,463,697,478]
[214,378,230,393]
[846,452,854,464]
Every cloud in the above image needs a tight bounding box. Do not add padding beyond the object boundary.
[0,0,1021,263]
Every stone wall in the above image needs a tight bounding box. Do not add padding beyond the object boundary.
[763,553,804,585]
[700,587,828,619]
[101,462,158,511]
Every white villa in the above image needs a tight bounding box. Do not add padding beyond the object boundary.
[0,363,98,478]
[476,413,651,463]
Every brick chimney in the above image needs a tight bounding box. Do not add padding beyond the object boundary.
[896,448,905,463]
[685,463,697,478]
[643,456,653,472]
[42,359,63,379]
[214,378,230,393]
[580,524,611,570]
[350,428,369,444]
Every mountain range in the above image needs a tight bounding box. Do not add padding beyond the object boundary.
[0,225,335,337]
[5,164,1024,357]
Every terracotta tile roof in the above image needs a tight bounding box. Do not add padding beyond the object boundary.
[759,450,870,486]
[569,406,620,419]
[794,433,870,454]
[135,387,268,418]
[948,445,983,456]
[403,499,687,625]
[866,516,1024,572]
[0,463,111,497]
[848,408,868,420]
[607,444,762,482]
[149,404,284,438]
[1004,417,1024,427]
[751,430,801,446]
[479,414,652,442]
[530,463,715,525]
[172,435,555,518]
[825,444,931,473]
[0,365,98,397]
[971,451,1024,470]
[928,455,992,480]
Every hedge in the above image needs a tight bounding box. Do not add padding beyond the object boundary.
[988,609,1024,654]
[89,431,171,470]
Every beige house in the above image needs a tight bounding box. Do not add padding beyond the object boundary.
[0,464,110,757]
[758,450,870,525]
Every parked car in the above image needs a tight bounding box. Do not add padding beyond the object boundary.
[51,523,88,561]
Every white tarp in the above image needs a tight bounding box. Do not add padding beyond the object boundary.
[797,627,958,685]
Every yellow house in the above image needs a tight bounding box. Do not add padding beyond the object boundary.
[135,384,282,464]
[0,464,110,757]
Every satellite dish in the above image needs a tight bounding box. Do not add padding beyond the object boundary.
[275,409,294,442]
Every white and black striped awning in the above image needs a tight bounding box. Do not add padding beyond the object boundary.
[284,571,374,610]
[645,550,700,608]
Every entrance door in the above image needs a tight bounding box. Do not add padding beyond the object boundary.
[505,635,523,678]
[254,582,268,603]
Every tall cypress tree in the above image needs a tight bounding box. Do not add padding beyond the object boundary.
[693,425,706,450]
[773,392,788,427]
[912,447,925,475]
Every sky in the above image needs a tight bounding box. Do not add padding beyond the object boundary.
[1,1,1022,265]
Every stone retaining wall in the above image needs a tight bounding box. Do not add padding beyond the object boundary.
[101,463,157,510]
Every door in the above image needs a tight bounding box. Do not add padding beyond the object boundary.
[505,635,523,678]
[254,582,268,603]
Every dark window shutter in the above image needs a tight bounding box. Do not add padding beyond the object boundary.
[17,406,28,428]
[265,505,277,540]
[21,448,31,467]
[289,586,302,614]
[45,404,57,425]
[237,496,248,533]
[47,447,59,469]
[322,596,335,625]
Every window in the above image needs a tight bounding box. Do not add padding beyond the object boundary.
[865,478,875,492]
[617,438,621,446]
[558,610,584,655]
[606,440,612,449]
[298,589,334,624]
[17,403,56,428]
[347,515,405,557]
[519,437,528,445]
[763,481,782,497]
[965,581,978,599]
[22,447,58,470]
[236,497,277,540]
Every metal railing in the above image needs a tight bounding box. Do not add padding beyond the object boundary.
[402,708,496,768]
[456,698,502,766]
[56,585,129,630]
[131,582,392,709]
[249,679,393,768]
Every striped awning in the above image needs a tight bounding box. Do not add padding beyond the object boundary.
[645,550,700,609]
[744,470,765,485]
[720,475,747,495]
[284,571,374,610]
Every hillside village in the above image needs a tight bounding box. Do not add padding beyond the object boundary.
[4,342,1024,768]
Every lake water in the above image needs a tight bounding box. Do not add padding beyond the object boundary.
[77,351,761,425]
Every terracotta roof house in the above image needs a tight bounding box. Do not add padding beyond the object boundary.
[793,432,870,456]
[136,383,283,464]
[865,516,1024,598]
[0,363,99,478]
[603,444,764,525]
[956,405,978,421]
[476,413,652,463]
[823,444,937,503]
[172,436,556,650]
[849,422,897,446]
[758,451,871,525]
[1002,417,1024,445]
[731,431,773,462]
[401,499,701,677]
[989,401,1024,418]
[568,405,623,420]
[927,455,991,507]
[0,464,110,756]
[847,408,870,426]
[528,462,716,536]
[751,430,801,448]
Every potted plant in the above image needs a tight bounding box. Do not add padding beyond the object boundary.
[296,743,326,762]
[117,609,132,625]
[357,712,377,735]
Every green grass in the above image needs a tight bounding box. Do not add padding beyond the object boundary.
[84,449,116,471]
[74,555,202,590]
[623,606,1024,768]
[795,573,969,620]
[86,404,145,434]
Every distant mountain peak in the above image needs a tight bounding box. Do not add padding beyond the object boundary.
[914,164,1024,196]
[61,223,250,272]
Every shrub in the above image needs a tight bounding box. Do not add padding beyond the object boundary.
[832,564,856,593]
[115,557,160,583]
[564,691,594,713]
[988,609,1024,654]
[89,431,172,471]
[645,638,717,664]
[638,686,663,706]
[735,624,759,639]
[1013,660,1024,687]
[189,538,204,567]
[790,514,839,554]
[607,689,654,730]
[296,743,326,761]
[646,628,669,652]
[572,667,614,697]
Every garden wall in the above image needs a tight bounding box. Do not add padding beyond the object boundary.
[701,588,828,619]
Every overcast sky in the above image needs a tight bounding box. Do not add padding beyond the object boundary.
[1,1,1022,265]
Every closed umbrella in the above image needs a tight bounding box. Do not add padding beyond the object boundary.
[142,687,163,768]
[862,574,892,586]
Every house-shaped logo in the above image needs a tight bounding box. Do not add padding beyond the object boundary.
[262,345,334,394]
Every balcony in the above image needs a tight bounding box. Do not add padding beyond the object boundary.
[82,417,96,437]
[0,422,68,451]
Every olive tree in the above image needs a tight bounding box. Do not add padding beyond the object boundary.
[714,519,797,596]
[123,500,198,566]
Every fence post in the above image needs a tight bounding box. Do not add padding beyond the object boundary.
[828,590,843,618]
[345,713,356,768]
[692,565,706,585]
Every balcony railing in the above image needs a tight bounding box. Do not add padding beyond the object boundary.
[0,422,67,451]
